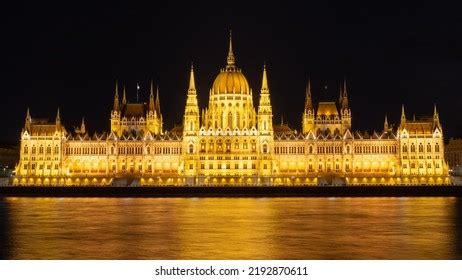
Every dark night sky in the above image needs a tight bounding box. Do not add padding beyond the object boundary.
[1,1,462,144]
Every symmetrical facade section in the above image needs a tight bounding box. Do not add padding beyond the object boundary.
[13,34,450,186]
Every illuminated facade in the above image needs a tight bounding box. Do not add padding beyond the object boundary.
[13,33,450,186]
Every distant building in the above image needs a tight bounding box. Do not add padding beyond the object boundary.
[0,144,18,168]
[445,138,462,169]
[0,144,19,178]
[12,33,450,186]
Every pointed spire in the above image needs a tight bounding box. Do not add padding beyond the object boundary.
[261,63,269,92]
[188,62,196,93]
[113,81,120,112]
[400,104,406,127]
[56,107,61,124]
[149,80,155,112]
[80,117,86,134]
[433,103,441,129]
[156,85,161,116]
[384,115,389,131]
[25,107,31,130]
[305,78,313,111]
[122,85,127,105]
[343,78,348,97]
[226,30,235,67]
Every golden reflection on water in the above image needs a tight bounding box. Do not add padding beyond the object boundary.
[0,197,460,259]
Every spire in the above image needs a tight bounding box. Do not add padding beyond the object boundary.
[305,78,313,111]
[56,107,61,125]
[188,62,196,93]
[25,108,31,130]
[156,85,161,116]
[343,78,348,97]
[149,80,155,112]
[400,104,406,126]
[122,85,127,105]
[226,30,235,67]
[433,103,441,129]
[80,117,86,134]
[113,81,120,112]
[341,78,349,109]
[384,115,389,131]
[261,63,269,92]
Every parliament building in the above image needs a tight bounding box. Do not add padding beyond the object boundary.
[13,34,450,186]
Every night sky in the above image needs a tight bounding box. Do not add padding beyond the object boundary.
[2,1,462,144]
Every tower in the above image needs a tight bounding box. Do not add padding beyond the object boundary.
[183,63,200,135]
[55,107,61,129]
[182,63,200,179]
[433,104,442,130]
[399,104,406,129]
[146,81,162,135]
[110,82,121,135]
[257,64,274,176]
[302,78,314,134]
[340,79,351,133]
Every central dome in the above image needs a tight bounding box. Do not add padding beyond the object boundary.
[210,31,251,96]
[212,68,250,95]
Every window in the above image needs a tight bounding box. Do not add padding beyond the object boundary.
[54,146,59,154]
[419,143,424,153]
[39,146,44,154]
[411,144,416,153]
[188,144,194,154]
[146,146,150,154]
[403,144,408,153]
[435,143,440,153]
[427,144,431,153]
[309,146,313,154]
[263,144,268,153]
[32,146,36,154]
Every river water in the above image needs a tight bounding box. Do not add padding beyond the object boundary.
[0,197,460,259]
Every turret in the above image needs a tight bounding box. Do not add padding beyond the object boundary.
[25,108,31,131]
[155,85,162,118]
[400,104,406,128]
[341,78,349,110]
[149,81,155,112]
[183,63,200,135]
[302,78,315,134]
[433,104,441,130]
[80,117,86,134]
[113,82,120,112]
[257,64,273,134]
[384,115,389,132]
[55,107,61,128]
[122,85,127,106]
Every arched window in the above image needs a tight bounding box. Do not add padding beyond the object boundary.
[263,144,268,153]
[39,146,44,154]
[54,145,59,154]
[228,112,233,128]
[418,143,423,153]
[189,144,194,154]
[435,143,440,153]
[32,146,36,154]
[427,144,431,153]
[146,146,150,155]
[346,146,350,154]
[403,144,408,153]
[24,145,28,154]
[309,146,313,154]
